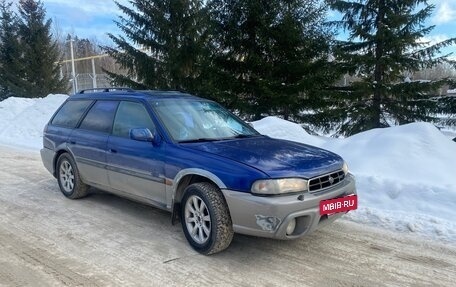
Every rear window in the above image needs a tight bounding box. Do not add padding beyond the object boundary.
[51,100,92,128]
[79,100,119,133]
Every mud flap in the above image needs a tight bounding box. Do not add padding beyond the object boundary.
[171,203,180,225]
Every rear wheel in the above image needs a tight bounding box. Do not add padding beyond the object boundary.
[180,182,234,255]
[56,153,89,199]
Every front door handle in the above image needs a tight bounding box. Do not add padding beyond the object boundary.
[109,149,117,153]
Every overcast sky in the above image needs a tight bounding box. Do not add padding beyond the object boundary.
[11,0,456,59]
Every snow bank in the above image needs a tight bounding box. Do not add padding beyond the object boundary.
[253,116,327,147]
[323,122,456,187]
[0,94,68,150]
[253,116,456,243]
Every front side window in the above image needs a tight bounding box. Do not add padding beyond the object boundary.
[51,100,92,128]
[79,100,118,133]
[150,99,259,142]
[112,101,155,138]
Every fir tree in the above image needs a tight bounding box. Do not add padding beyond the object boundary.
[17,0,67,97]
[0,0,26,99]
[208,0,338,120]
[325,0,456,135]
[103,0,209,92]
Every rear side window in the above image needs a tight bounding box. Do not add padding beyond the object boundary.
[51,100,92,128]
[79,101,119,133]
[112,101,155,138]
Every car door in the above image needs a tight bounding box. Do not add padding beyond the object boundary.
[69,100,119,187]
[106,100,166,207]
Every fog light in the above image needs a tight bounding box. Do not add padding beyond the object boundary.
[286,218,296,235]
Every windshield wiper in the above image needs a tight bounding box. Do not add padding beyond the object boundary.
[178,134,261,143]
[178,138,221,143]
[231,134,261,139]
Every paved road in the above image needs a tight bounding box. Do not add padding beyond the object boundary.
[0,146,455,286]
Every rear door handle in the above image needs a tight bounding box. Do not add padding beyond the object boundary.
[109,149,117,153]
[70,141,76,145]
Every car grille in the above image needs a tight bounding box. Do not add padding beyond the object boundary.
[308,170,345,192]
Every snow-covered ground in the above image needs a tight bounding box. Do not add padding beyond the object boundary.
[0,94,455,243]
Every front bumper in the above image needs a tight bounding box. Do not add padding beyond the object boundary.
[222,173,357,239]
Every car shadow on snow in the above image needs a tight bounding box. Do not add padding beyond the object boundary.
[71,187,327,260]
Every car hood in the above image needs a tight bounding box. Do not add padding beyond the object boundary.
[182,136,343,178]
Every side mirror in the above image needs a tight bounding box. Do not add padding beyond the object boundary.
[130,128,154,142]
[130,128,160,145]
[130,128,161,145]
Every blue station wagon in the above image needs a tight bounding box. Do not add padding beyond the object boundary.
[41,89,357,254]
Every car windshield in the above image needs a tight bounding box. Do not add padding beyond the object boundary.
[149,98,260,142]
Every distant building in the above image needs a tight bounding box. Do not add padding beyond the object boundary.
[447,89,456,96]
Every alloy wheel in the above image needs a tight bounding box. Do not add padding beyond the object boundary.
[184,195,211,244]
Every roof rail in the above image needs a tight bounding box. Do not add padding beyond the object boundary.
[78,87,134,94]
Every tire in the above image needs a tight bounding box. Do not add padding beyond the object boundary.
[180,182,234,255]
[56,153,89,199]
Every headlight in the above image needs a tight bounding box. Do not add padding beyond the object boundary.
[251,178,308,195]
[342,162,349,175]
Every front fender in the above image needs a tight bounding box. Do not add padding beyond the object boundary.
[167,168,227,209]
[168,168,228,225]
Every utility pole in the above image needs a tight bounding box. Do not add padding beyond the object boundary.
[69,38,77,94]
[91,58,97,88]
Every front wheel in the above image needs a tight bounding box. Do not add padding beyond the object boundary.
[180,183,234,255]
